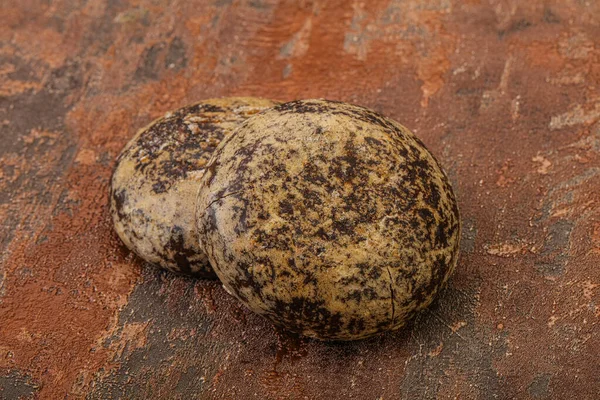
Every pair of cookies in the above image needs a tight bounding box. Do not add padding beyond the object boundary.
[111,98,461,340]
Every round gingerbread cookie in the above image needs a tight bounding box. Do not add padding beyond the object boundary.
[197,99,461,339]
[110,97,278,278]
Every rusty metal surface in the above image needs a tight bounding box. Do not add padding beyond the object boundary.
[1,0,599,399]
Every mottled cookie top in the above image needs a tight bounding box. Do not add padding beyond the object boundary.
[125,98,275,193]
[197,99,461,340]
[111,97,279,277]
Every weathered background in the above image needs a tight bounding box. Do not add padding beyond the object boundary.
[1,0,599,399]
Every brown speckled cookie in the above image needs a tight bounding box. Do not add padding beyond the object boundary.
[197,99,461,339]
[110,97,278,278]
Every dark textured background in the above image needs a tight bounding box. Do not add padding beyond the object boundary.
[1,0,599,399]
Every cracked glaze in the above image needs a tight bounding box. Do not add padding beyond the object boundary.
[197,99,461,339]
[110,97,278,277]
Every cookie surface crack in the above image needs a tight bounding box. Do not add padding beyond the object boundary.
[386,266,396,326]
[203,190,244,212]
